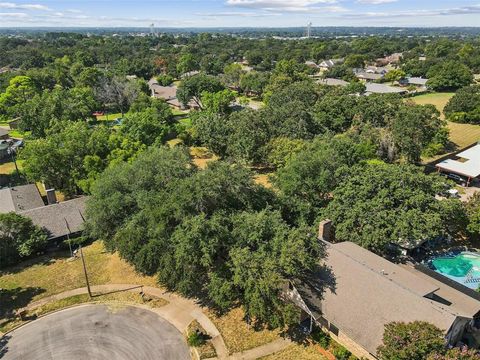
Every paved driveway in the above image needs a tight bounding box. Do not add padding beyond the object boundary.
[0,304,190,360]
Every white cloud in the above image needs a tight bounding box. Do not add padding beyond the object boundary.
[195,11,279,17]
[226,0,340,12]
[342,4,480,18]
[0,2,50,11]
[0,11,27,17]
[356,0,397,4]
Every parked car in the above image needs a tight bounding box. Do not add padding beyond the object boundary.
[441,173,467,186]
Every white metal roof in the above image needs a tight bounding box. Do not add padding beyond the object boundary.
[437,144,480,178]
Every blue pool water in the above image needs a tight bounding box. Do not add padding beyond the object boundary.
[430,252,480,289]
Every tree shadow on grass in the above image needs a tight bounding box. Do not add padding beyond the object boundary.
[0,287,46,327]
[0,249,71,277]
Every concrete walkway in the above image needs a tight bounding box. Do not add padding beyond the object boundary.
[21,284,292,360]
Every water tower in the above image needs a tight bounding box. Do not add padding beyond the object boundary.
[307,22,312,38]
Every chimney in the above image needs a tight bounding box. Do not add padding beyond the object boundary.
[318,219,333,242]
[46,189,57,205]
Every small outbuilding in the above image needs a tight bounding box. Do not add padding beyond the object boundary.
[436,144,480,187]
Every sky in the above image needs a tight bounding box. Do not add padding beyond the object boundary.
[0,0,479,28]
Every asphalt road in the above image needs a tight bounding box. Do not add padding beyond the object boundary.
[0,304,190,360]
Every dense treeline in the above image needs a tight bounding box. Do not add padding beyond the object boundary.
[1,32,479,328]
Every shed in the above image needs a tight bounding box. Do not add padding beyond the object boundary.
[436,144,480,186]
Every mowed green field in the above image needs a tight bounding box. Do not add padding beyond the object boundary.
[410,92,480,149]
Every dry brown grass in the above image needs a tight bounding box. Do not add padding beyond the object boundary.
[447,121,480,149]
[0,241,159,305]
[259,344,327,360]
[253,173,273,189]
[206,307,282,354]
[1,291,167,333]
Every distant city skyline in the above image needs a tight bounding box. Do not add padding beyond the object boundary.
[0,1,479,28]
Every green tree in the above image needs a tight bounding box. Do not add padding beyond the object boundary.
[427,61,473,91]
[177,53,198,75]
[323,163,465,253]
[266,137,307,169]
[466,193,480,236]
[0,212,48,268]
[177,74,224,108]
[428,347,480,360]
[274,135,374,224]
[122,104,173,146]
[389,104,445,163]
[201,89,236,115]
[20,122,112,196]
[377,321,445,360]
[444,85,480,124]
[223,63,244,90]
[385,69,406,82]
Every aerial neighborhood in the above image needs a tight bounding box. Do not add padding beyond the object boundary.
[1,8,480,360]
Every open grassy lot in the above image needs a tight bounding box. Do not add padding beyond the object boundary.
[447,121,480,149]
[260,344,326,360]
[410,92,455,117]
[0,159,23,175]
[206,307,282,354]
[0,241,158,306]
[410,92,480,150]
[96,112,122,121]
[8,129,30,139]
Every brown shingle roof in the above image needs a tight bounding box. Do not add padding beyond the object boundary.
[20,197,86,239]
[296,241,476,356]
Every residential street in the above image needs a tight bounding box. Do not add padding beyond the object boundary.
[0,304,190,360]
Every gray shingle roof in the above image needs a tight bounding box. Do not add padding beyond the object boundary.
[295,241,477,356]
[0,184,44,213]
[20,197,87,239]
[317,78,349,87]
[365,83,406,94]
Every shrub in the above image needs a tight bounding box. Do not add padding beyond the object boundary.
[187,331,206,347]
[157,74,174,86]
[311,328,331,348]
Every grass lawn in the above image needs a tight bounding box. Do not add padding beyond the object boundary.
[410,92,455,117]
[0,159,23,175]
[259,344,326,360]
[410,92,480,151]
[172,108,189,116]
[206,307,282,354]
[0,241,158,308]
[8,129,30,139]
[253,173,273,189]
[447,121,480,149]
[96,113,122,121]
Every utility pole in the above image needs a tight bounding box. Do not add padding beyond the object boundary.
[80,246,92,298]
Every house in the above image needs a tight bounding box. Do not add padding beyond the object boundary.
[319,59,343,71]
[399,77,428,89]
[0,128,9,140]
[364,83,407,95]
[375,52,403,66]
[0,184,45,214]
[180,70,200,79]
[20,197,87,241]
[286,221,480,359]
[148,78,199,110]
[0,183,87,241]
[317,78,349,87]
[355,71,384,82]
[365,66,388,75]
[436,144,480,187]
[305,61,319,69]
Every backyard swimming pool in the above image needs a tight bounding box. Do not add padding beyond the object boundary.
[430,252,480,289]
